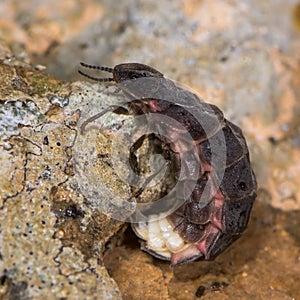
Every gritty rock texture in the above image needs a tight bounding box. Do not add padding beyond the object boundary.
[1,0,300,299]
[0,44,123,299]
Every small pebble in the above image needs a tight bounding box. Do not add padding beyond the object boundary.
[195,285,205,297]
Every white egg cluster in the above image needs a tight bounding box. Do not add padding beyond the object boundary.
[133,214,188,259]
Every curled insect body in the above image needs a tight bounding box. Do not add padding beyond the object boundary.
[78,62,257,266]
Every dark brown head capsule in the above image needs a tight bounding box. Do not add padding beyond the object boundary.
[79,62,257,266]
[79,62,163,82]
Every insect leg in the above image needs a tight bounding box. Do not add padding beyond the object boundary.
[129,134,147,175]
[80,105,129,134]
[129,134,170,200]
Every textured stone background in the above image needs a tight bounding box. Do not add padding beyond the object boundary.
[0,0,300,299]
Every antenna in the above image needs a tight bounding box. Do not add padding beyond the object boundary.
[78,62,114,82]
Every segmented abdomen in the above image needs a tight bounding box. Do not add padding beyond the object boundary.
[133,98,257,263]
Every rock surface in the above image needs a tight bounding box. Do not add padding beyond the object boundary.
[0,44,123,300]
[1,0,300,299]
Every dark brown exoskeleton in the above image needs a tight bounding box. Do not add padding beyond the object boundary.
[78,62,257,266]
